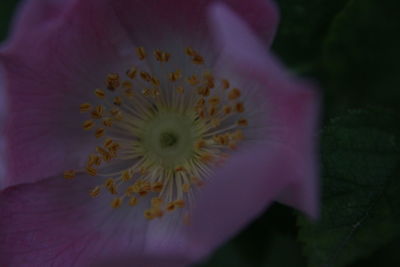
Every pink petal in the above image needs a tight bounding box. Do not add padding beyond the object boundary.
[0,64,6,189]
[0,174,170,266]
[209,2,320,218]
[1,0,72,49]
[177,3,320,259]
[186,144,306,260]
[0,0,136,188]
[111,0,278,47]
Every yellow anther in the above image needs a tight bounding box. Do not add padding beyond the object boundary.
[237,118,248,126]
[86,165,97,176]
[95,128,105,138]
[105,178,117,194]
[196,98,206,107]
[138,187,149,197]
[228,88,241,100]
[185,47,196,57]
[103,117,113,127]
[90,186,101,198]
[198,109,206,119]
[106,73,120,91]
[144,209,155,220]
[88,154,102,166]
[208,106,217,116]
[203,72,215,88]
[63,170,76,179]
[187,75,199,86]
[232,130,244,141]
[126,184,139,194]
[109,142,120,153]
[150,77,160,87]
[175,166,185,172]
[192,54,204,65]
[169,70,182,81]
[83,120,95,130]
[80,103,92,113]
[97,146,112,161]
[124,88,134,98]
[154,50,170,62]
[111,197,122,208]
[91,105,104,119]
[182,183,191,193]
[222,79,230,89]
[166,202,176,212]
[152,182,163,192]
[174,200,185,208]
[126,67,138,79]
[121,170,131,181]
[129,197,138,206]
[200,153,214,163]
[110,108,123,120]
[113,96,122,106]
[197,86,210,97]
[214,134,229,145]
[152,208,164,218]
[142,88,151,97]
[94,89,105,99]
[122,81,132,89]
[235,102,245,113]
[140,71,152,82]
[108,183,118,195]
[136,47,146,60]
[195,139,206,150]
[176,86,184,94]
[151,197,163,207]
[139,181,151,196]
[208,96,220,106]
[223,105,232,115]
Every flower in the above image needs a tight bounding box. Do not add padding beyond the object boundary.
[0,0,319,266]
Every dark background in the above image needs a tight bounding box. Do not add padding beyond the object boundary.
[1,0,400,266]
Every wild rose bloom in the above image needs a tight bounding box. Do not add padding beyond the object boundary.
[0,0,319,266]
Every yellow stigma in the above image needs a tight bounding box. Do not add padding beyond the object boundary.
[68,46,249,221]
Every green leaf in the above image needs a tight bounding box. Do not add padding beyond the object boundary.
[322,0,400,114]
[299,109,400,267]
[273,0,350,71]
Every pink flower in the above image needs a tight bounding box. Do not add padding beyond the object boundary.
[0,0,319,266]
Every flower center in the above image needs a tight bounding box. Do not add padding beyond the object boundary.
[64,47,248,221]
[160,131,178,148]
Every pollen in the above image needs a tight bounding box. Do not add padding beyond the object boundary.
[70,46,250,221]
[63,170,76,179]
[228,88,241,100]
[95,89,106,99]
[106,73,120,91]
[80,103,92,113]
[136,47,146,60]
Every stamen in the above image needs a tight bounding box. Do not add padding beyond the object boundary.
[95,89,106,99]
[63,170,76,179]
[136,47,146,60]
[228,88,241,100]
[83,120,95,130]
[80,103,92,113]
[106,73,120,91]
[70,46,250,220]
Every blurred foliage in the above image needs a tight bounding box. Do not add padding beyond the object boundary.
[1,0,400,266]
[299,109,400,267]
[0,0,20,42]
